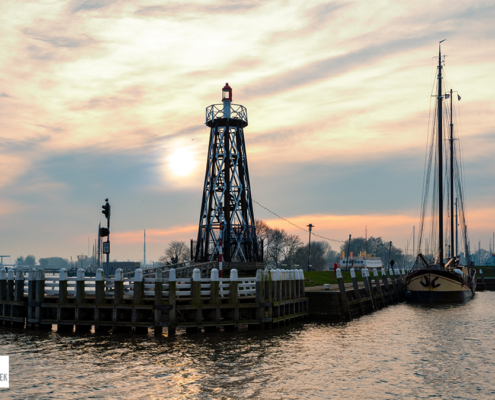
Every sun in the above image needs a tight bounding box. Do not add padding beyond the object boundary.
[167,148,198,177]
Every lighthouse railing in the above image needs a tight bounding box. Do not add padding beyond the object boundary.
[205,104,247,125]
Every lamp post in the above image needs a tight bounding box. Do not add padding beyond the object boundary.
[307,223,314,272]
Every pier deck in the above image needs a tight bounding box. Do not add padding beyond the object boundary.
[0,267,308,334]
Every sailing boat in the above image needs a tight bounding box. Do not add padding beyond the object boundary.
[405,41,476,303]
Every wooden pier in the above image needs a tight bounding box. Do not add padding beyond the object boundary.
[0,267,308,334]
[306,267,407,321]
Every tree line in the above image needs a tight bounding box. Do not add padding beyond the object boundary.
[159,220,409,270]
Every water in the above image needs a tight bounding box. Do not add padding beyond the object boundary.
[1,292,495,399]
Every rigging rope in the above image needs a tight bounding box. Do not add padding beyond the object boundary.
[252,199,345,243]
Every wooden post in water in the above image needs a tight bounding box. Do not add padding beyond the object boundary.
[95,268,104,304]
[27,268,36,328]
[94,268,106,333]
[205,268,220,332]
[271,270,278,303]
[35,268,50,330]
[0,268,6,302]
[168,268,177,336]
[225,268,239,331]
[350,268,363,315]
[133,269,147,333]
[381,268,391,305]
[276,269,282,303]
[336,268,351,320]
[300,269,306,313]
[255,269,265,329]
[7,270,14,302]
[76,268,85,304]
[112,268,124,332]
[75,268,91,333]
[153,268,163,335]
[14,269,24,301]
[363,268,376,311]
[56,268,71,332]
[373,268,384,308]
[188,268,202,334]
[114,269,124,305]
[13,269,25,327]
[0,268,5,327]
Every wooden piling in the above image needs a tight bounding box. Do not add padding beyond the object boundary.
[208,268,220,331]
[350,268,363,315]
[372,268,385,308]
[27,268,36,328]
[0,268,6,301]
[76,268,85,304]
[35,269,50,330]
[7,270,14,301]
[336,268,351,320]
[112,268,126,333]
[168,268,177,336]
[188,268,202,334]
[14,269,24,301]
[132,269,147,333]
[381,268,392,304]
[56,268,72,332]
[364,268,376,311]
[153,268,163,335]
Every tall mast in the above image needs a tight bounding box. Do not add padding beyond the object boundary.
[449,88,455,261]
[455,197,459,257]
[437,40,445,267]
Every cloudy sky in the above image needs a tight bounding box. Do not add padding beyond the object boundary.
[1,0,494,264]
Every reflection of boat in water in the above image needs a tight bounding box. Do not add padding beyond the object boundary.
[340,251,383,269]
[405,41,476,303]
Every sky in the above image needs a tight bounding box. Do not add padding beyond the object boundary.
[1,0,494,265]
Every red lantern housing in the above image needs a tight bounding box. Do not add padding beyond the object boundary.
[222,83,232,101]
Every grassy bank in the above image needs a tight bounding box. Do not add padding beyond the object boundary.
[303,270,366,287]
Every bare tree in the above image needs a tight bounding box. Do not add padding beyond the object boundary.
[295,241,333,271]
[160,241,189,265]
[265,227,303,268]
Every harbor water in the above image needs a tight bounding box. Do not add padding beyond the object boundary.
[1,292,494,399]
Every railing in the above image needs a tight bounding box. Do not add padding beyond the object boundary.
[10,266,262,299]
[205,104,248,125]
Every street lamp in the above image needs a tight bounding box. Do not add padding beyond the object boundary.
[307,223,314,272]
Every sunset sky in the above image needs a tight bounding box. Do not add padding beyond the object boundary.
[1,0,494,264]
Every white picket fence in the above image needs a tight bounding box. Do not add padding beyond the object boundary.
[20,268,257,298]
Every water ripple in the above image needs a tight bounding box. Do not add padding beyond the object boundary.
[1,293,495,399]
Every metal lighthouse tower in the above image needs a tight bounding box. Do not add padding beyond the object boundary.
[194,83,260,263]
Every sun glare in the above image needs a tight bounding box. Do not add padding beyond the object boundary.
[167,148,198,177]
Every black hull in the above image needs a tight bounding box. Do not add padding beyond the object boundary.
[405,268,475,304]
[406,289,470,303]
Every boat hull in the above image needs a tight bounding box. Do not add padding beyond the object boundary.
[405,269,474,304]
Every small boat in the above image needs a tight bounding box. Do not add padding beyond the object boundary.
[405,41,476,303]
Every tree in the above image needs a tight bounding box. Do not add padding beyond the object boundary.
[25,255,36,266]
[264,227,302,268]
[16,255,36,266]
[38,257,70,269]
[294,241,336,271]
[160,241,189,265]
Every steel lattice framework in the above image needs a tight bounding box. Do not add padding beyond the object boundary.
[194,102,259,262]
